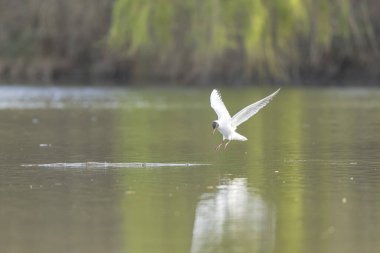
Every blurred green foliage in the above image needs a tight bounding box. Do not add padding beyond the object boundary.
[108,0,377,82]
[0,0,113,81]
[0,0,379,83]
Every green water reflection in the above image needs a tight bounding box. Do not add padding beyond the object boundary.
[0,87,380,253]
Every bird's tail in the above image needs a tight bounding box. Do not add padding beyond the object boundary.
[232,132,248,141]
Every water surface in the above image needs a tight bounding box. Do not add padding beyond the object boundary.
[1,86,380,253]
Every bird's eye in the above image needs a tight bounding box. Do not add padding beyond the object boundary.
[212,122,218,129]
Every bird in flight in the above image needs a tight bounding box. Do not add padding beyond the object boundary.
[210,88,280,150]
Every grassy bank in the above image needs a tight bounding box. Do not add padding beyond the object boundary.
[0,0,379,85]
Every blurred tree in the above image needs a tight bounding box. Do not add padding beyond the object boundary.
[0,0,114,82]
[108,0,378,83]
[0,0,379,84]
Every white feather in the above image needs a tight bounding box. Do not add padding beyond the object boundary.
[231,88,280,128]
[210,89,231,121]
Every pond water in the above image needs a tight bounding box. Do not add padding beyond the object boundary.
[0,85,380,253]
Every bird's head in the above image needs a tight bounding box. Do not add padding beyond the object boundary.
[211,121,219,134]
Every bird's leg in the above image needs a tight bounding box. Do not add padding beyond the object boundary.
[224,140,231,149]
[215,141,224,151]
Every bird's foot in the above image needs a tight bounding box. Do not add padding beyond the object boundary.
[215,143,223,151]
[224,141,230,150]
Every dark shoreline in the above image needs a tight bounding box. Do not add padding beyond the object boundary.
[1,77,379,87]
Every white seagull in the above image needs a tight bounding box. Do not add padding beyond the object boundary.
[210,88,280,150]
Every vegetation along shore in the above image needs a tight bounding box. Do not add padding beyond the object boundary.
[0,0,379,85]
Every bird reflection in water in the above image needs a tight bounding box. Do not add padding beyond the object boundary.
[191,178,276,253]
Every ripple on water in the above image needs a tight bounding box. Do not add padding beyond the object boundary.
[20,162,210,169]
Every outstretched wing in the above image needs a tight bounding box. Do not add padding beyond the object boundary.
[231,88,280,128]
[210,89,231,120]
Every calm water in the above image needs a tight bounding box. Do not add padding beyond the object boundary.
[1,86,380,253]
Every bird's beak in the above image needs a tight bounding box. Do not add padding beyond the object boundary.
[213,128,216,135]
